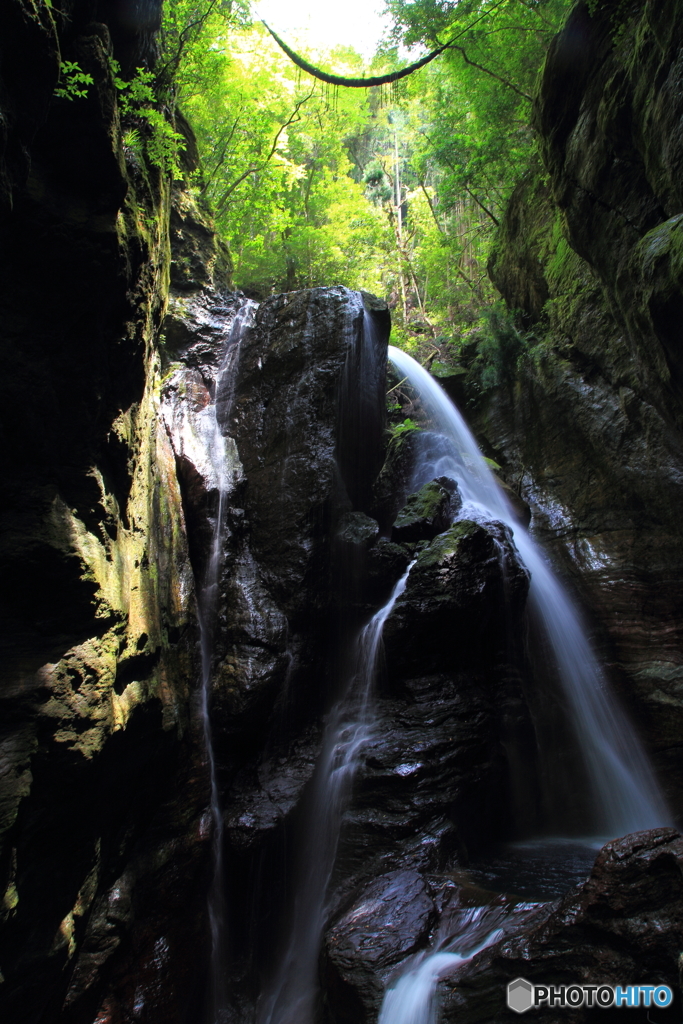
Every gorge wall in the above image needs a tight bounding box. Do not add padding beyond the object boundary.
[481,0,683,810]
[1,1,683,1023]
[0,1,221,1018]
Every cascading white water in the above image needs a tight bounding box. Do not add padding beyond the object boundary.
[194,300,256,1020]
[388,345,670,838]
[378,908,504,1024]
[257,562,415,1024]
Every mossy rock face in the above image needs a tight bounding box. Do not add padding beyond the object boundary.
[0,2,222,1015]
[529,0,683,419]
[615,214,683,392]
[371,429,421,534]
[475,0,683,817]
[384,519,529,677]
[391,480,453,543]
[412,519,480,570]
[335,511,381,550]
[487,159,553,324]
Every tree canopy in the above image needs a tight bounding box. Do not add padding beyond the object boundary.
[151,0,573,360]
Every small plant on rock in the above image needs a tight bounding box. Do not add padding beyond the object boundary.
[54,60,93,100]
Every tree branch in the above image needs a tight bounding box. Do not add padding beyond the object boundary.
[449,45,532,101]
[158,0,223,87]
[420,131,501,227]
[201,114,243,192]
[419,181,446,236]
[261,0,510,90]
[213,91,315,217]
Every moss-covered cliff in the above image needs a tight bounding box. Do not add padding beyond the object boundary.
[0,1,232,1018]
[481,0,683,809]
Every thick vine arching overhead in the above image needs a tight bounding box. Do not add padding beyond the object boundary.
[260,0,510,89]
[261,20,449,87]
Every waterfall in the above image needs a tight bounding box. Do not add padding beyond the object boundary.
[257,562,414,1024]
[194,300,256,1021]
[378,908,504,1024]
[388,345,670,838]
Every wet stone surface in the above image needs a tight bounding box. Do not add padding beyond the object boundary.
[324,870,437,1021]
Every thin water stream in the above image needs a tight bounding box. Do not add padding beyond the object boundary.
[194,300,256,1021]
[257,562,414,1024]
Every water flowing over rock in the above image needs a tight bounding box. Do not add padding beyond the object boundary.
[324,869,436,1020]
[3,1,683,1021]
[388,346,670,838]
[438,828,683,1024]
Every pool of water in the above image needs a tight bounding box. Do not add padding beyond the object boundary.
[461,837,602,902]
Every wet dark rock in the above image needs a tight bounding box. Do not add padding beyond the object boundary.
[328,519,534,901]
[225,729,321,853]
[337,295,389,512]
[160,290,249,382]
[385,520,529,676]
[324,870,436,1023]
[371,430,422,533]
[391,480,453,543]
[365,540,413,609]
[434,475,461,501]
[55,760,211,1024]
[211,550,289,745]
[338,671,514,881]
[332,512,383,619]
[440,828,683,1023]
[232,287,387,623]
[335,512,381,551]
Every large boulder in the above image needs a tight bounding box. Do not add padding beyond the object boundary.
[232,287,387,622]
[384,520,529,675]
[329,519,534,899]
[324,870,437,1023]
[391,479,455,543]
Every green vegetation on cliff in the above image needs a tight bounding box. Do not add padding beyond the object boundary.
[142,0,574,359]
